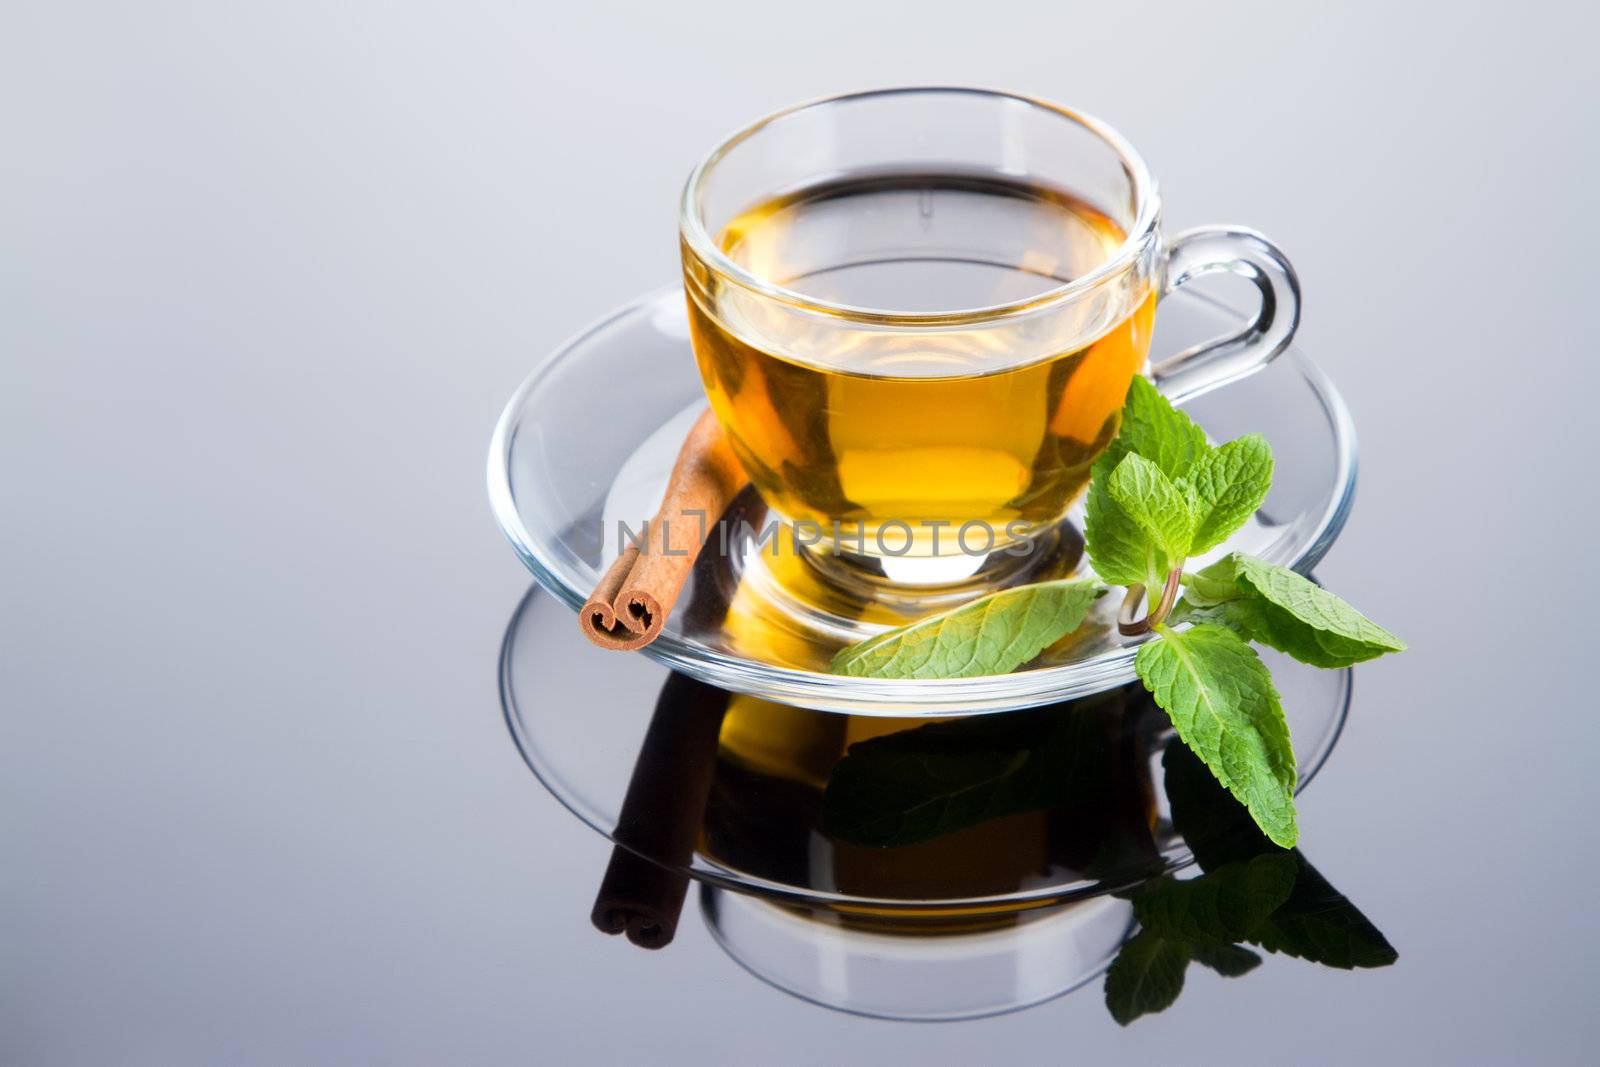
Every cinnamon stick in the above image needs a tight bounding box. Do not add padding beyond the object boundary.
[590,671,731,948]
[580,408,745,650]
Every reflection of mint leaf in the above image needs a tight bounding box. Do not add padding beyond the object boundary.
[829,578,1100,679]
[1191,942,1263,977]
[1162,741,1400,970]
[1233,557,1406,661]
[1135,624,1298,847]
[1249,862,1399,969]
[1108,453,1194,572]
[1134,853,1298,943]
[1085,377,1208,586]
[820,704,1110,846]
[1107,752,1398,1025]
[821,747,1029,847]
[1183,435,1274,554]
[1104,930,1189,1026]
[1161,739,1266,872]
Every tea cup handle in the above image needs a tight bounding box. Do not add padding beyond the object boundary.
[1151,226,1301,405]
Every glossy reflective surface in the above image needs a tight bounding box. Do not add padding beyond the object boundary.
[4,4,1596,1063]
[504,609,1386,1022]
[501,588,1352,909]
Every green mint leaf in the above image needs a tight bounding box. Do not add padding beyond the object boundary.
[1160,738,1270,872]
[1183,598,1379,669]
[1183,434,1274,554]
[1107,453,1195,573]
[1116,375,1211,479]
[1232,556,1406,660]
[1103,930,1190,1026]
[1133,853,1299,943]
[1180,556,1247,607]
[1135,625,1299,847]
[1191,942,1264,977]
[1084,460,1156,586]
[1085,377,1209,587]
[1169,597,1262,639]
[830,578,1101,679]
[1174,555,1406,668]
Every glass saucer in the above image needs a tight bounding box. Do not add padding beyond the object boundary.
[499,583,1351,914]
[488,287,1357,715]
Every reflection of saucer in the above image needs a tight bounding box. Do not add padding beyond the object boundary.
[489,287,1358,715]
[498,584,1350,913]
[701,885,1134,1022]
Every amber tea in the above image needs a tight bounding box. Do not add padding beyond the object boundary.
[684,173,1157,560]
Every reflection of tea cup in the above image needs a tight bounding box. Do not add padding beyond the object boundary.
[702,885,1135,1022]
[703,682,1166,903]
[695,679,1167,1020]
[680,87,1297,581]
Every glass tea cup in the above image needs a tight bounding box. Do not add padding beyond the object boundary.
[679,87,1297,587]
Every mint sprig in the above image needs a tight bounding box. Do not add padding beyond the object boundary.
[1084,377,1210,588]
[831,376,1405,848]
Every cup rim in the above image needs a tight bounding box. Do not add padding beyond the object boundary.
[679,86,1162,326]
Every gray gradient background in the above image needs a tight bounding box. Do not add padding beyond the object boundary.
[4,1,1596,1063]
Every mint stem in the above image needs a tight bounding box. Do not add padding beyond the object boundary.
[1118,568,1184,637]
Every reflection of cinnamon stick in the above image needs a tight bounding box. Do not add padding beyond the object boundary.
[580,409,745,650]
[590,672,730,948]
